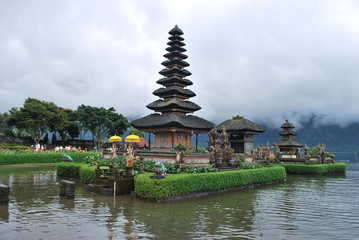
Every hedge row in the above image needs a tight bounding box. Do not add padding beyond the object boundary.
[79,165,96,184]
[134,166,286,200]
[56,162,96,183]
[0,152,99,165]
[278,163,346,175]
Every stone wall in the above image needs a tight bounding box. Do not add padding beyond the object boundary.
[140,151,210,166]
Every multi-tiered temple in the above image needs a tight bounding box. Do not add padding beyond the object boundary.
[273,120,303,156]
[131,25,214,151]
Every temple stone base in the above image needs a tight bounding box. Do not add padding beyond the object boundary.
[59,180,76,199]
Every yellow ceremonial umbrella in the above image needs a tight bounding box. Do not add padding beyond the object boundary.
[109,134,122,142]
[125,134,140,143]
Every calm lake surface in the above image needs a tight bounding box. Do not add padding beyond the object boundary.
[0,161,358,240]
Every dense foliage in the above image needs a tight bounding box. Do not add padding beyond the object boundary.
[0,152,99,165]
[5,98,68,143]
[0,112,12,136]
[134,166,286,200]
[57,162,87,178]
[306,143,334,158]
[79,164,96,183]
[0,144,31,151]
[132,159,219,174]
[128,127,145,138]
[57,162,99,184]
[74,104,130,146]
[279,163,346,175]
[1,98,130,146]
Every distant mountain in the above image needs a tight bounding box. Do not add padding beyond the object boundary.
[254,120,359,153]
[193,119,359,154]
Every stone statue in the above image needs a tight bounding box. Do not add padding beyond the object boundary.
[207,126,234,167]
[175,149,184,167]
[125,146,134,167]
[304,144,309,158]
[265,146,271,160]
[208,126,219,143]
[151,162,167,179]
[62,154,73,162]
[295,148,300,159]
[220,126,229,144]
[273,145,280,162]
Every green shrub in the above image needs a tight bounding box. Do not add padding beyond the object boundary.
[0,152,58,165]
[133,159,218,174]
[0,144,31,150]
[134,166,286,200]
[80,165,96,183]
[57,162,97,183]
[279,163,346,175]
[57,162,87,178]
[239,163,263,170]
[0,152,99,165]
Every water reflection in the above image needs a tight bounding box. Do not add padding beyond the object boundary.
[0,204,9,221]
[0,162,358,240]
[129,192,258,239]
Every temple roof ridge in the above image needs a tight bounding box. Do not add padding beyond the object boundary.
[169,25,183,35]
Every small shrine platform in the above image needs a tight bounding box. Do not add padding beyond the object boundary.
[87,169,134,196]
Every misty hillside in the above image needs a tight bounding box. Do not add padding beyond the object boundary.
[194,120,359,153]
[254,122,359,152]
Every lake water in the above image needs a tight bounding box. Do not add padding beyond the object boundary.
[0,161,358,240]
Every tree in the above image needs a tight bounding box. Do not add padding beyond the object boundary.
[128,127,145,138]
[74,105,130,146]
[6,98,67,144]
[0,112,12,136]
[53,108,80,145]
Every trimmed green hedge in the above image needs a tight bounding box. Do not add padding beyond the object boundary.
[0,152,99,165]
[57,162,87,178]
[134,166,286,200]
[79,165,96,184]
[57,162,96,183]
[279,163,346,175]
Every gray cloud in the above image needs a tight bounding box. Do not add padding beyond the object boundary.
[1,0,359,128]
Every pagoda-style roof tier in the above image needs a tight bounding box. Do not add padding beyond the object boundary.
[165,45,186,53]
[169,25,184,35]
[217,115,265,134]
[168,35,184,41]
[281,120,295,129]
[274,120,303,149]
[167,40,185,47]
[163,52,188,60]
[131,113,214,132]
[156,76,193,87]
[131,25,208,135]
[159,67,191,77]
[273,139,304,148]
[153,86,196,98]
[279,130,297,136]
[147,98,201,113]
[161,59,190,68]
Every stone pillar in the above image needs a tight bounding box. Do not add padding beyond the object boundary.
[0,184,10,205]
[59,180,76,199]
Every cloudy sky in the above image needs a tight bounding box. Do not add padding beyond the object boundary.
[1,0,359,128]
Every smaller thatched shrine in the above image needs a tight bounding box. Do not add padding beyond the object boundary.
[273,120,303,158]
[217,115,265,154]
